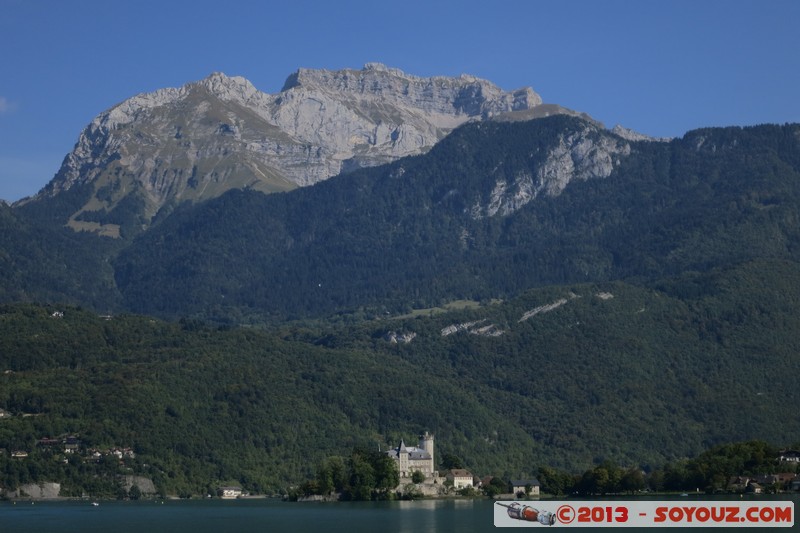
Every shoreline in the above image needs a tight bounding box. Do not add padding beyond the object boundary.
[3,485,795,504]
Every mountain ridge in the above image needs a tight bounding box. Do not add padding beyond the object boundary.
[110,118,800,322]
[5,116,799,322]
[19,64,572,236]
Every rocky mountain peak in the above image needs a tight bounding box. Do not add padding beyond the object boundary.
[281,63,541,119]
[193,71,261,103]
[22,64,593,236]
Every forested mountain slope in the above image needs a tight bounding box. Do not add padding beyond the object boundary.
[0,200,121,310]
[113,118,800,322]
[1,258,798,494]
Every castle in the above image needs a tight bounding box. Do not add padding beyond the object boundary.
[386,432,435,478]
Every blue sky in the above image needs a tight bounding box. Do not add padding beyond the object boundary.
[1,0,798,202]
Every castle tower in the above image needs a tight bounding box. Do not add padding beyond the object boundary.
[420,432,434,474]
[398,439,409,477]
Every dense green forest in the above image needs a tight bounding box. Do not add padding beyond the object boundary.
[0,197,121,311]
[537,440,800,497]
[1,258,798,496]
[109,119,800,322]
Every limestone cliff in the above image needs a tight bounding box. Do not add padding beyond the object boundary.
[469,121,632,219]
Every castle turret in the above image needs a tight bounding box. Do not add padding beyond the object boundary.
[398,439,409,476]
[420,432,434,474]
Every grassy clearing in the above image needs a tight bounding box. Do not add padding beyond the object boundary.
[391,299,502,319]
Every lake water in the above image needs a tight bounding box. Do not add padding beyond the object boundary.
[1,498,493,533]
[0,495,796,532]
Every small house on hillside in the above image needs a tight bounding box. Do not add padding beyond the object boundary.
[511,478,541,496]
[746,482,763,494]
[446,469,474,489]
[778,450,800,463]
[219,486,243,499]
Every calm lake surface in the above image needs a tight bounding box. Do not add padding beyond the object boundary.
[0,495,796,532]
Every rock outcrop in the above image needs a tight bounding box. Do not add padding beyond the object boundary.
[4,482,61,499]
[469,122,632,219]
[122,475,156,495]
[610,124,672,143]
